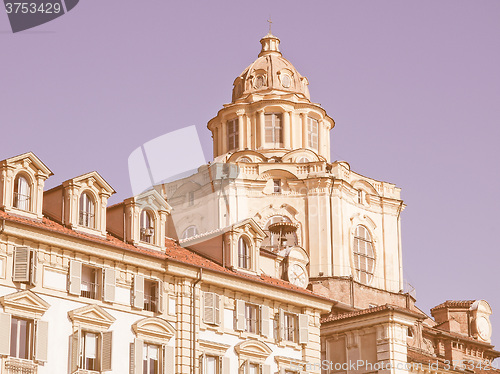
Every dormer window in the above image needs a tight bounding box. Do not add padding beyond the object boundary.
[265,113,283,147]
[140,210,154,243]
[227,118,239,151]
[13,175,30,211]
[238,237,250,269]
[79,192,95,228]
[307,117,319,150]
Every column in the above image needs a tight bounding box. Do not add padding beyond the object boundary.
[258,110,265,149]
[318,120,324,158]
[301,113,308,148]
[283,111,291,149]
[237,110,245,150]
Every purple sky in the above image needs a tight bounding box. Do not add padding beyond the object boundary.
[1,1,499,346]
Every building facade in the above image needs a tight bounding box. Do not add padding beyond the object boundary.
[0,32,498,374]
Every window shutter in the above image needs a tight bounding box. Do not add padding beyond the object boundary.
[163,345,174,374]
[101,331,113,371]
[131,338,143,374]
[30,249,38,286]
[260,305,269,337]
[68,260,82,295]
[70,328,81,373]
[214,294,221,326]
[13,246,30,282]
[156,281,164,314]
[34,320,49,362]
[298,313,309,344]
[236,300,246,331]
[103,268,116,303]
[262,364,271,374]
[132,275,144,309]
[222,357,231,374]
[0,313,11,356]
[278,308,285,341]
[203,292,215,324]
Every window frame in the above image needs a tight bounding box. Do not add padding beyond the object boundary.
[140,209,155,243]
[80,264,100,300]
[13,174,31,212]
[307,117,319,150]
[353,225,376,285]
[81,330,100,371]
[244,303,260,334]
[264,113,283,147]
[283,312,297,342]
[79,191,96,228]
[10,316,34,360]
[238,237,251,270]
[143,341,161,374]
[143,279,159,313]
[227,118,239,152]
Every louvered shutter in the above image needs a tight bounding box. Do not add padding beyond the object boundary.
[30,250,38,285]
[236,300,246,331]
[103,268,116,303]
[156,281,164,313]
[278,308,285,341]
[101,331,113,371]
[133,275,144,309]
[298,313,309,344]
[0,313,11,356]
[163,345,174,374]
[68,260,82,295]
[34,320,49,362]
[262,364,271,374]
[222,357,231,374]
[70,328,81,373]
[131,338,143,374]
[13,246,30,282]
[204,292,215,324]
[260,305,269,337]
[214,294,220,325]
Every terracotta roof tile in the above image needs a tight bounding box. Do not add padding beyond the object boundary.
[321,304,425,324]
[431,300,475,312]
[0,211,329,301]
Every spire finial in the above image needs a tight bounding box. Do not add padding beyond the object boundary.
[267,16,272,34]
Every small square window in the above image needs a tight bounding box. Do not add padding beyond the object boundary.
[273,179,281,193]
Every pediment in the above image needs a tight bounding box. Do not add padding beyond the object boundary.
[65,171,115,195]
[68,304,116,330]
[235,340,272,360]
[133,189,171,212]
[1,152,53,177]
[0,290,50,318]
[232,218,266,239]
[132,317,175,342]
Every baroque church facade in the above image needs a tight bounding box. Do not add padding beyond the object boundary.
[0,32,498,374]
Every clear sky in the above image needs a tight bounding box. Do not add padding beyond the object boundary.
[1,1,499,347]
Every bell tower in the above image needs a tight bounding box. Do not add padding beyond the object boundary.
[207,33,335,162]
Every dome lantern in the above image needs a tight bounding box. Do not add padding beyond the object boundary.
[258,33,282,57]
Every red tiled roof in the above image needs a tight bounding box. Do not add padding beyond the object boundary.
[431,300,475,312]
[321,304,425,324]
[0,210,329,301]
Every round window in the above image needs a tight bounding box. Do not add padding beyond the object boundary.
[254,75,265,89]
[281,74,291,88]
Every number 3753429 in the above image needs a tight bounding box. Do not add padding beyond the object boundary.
[5,3,62,14]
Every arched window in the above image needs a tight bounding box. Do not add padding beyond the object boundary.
[297,157,310,163]
[79,192,95,228]
[13,175,30,211]
[140,210,154,243]
[238,157,251,163]
[238,237,250,269]
[181,225,198,240]
[353,225,375,284]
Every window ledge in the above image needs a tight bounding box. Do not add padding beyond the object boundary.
[4,357,38,372]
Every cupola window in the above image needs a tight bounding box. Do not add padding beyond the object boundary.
[13,175,30,211]
[307,117,319,150]
[265,113,283,147]
[227,118,239,152]
[79,192,95,228]
[140,210,154,243]
[353,225,375,284]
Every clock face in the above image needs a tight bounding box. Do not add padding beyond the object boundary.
[288,263,308,288]
[476,316,491,340]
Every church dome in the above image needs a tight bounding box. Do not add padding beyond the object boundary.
[231,33,311,103]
